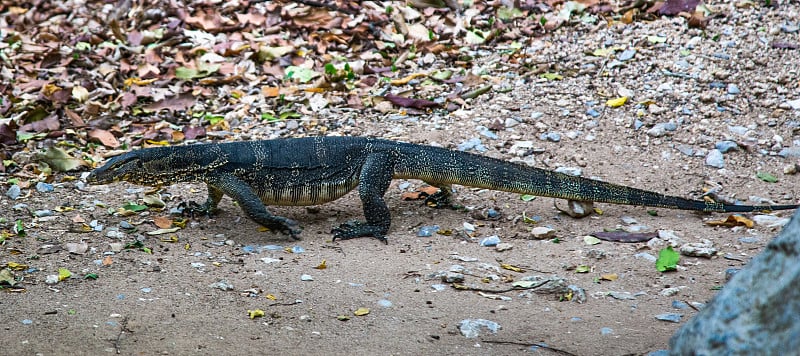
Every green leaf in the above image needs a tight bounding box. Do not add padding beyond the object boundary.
[257,45,294,62]
[756,171,778,183]
[0,268,17,286]
[324,63,337,76]
[203,114,225,125]
[583,236,601,245]
[520,194,536,202]
[122,202,148,212]
[497,6,524,20]
[261,113,279,122]
[539,72,563,80]
[14,219,25,237]
[84,273,98,280]
[464,29,487,45]
[575,265,591,273]
[175,67,200,80]
[279,111,301,120]
[285,66,321,83]
[37,147,83,171]
[656,246,680,272]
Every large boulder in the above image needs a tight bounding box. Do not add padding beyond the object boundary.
[669,209,800,355]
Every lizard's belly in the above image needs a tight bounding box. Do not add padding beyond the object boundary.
[256,180,359,206]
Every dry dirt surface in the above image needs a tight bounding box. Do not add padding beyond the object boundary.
[3,2,800,356]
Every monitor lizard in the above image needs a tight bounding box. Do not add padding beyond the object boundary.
[86,136,798,243]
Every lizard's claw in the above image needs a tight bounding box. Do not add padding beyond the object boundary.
[423,190,452,209]
[263,218,302,240]
[331,221,388,244]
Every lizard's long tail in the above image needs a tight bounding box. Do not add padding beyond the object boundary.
[393,143,798,213]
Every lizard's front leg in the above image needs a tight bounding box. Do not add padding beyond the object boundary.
[332,153,394,243]
[206,175,302,239]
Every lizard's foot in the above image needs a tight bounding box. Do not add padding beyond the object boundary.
[331,221,388,244]
[264,218,302,240]
[178,201,216,218]
[423,190,452,209]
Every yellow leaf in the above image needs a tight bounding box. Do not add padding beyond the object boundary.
[144,140,170,146]
[390,73,427,85]
[606,96,628,107]
[354,307,370,316]
[600,273,618,281]
[591,48,615,57]
[7,262,27,271]
[706,215,754,228]
[58,268,72,281]
[500,263,524,273]
[265,294,277,300]
[248,309,265,319]
[314,260,327,270]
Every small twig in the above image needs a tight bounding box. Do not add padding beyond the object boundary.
[294,0,357,14]
[481,340,578,356]
[112,316,132,354]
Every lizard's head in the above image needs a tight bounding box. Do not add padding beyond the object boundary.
[86,151,147,185]
[86,148,182,187]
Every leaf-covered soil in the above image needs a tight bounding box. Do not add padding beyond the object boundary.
[2,1,799,355]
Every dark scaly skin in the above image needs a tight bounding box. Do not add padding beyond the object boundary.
[86,137,799,242]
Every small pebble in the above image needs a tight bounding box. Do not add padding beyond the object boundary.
[34,210,54,217]
[737,237,759,244]
[35,182,54,193]
[431,284,447,291]
[727,84,740,95]
[555,167,582,176]
[540,132,561,142]
[634,253,657,262]
[530,226,556,239]
[300,274,314,281]
[457,138,487,152]
[417,225,440,237]
[705,149,725,168]
[6,185,21,200]
[672,300,689,310]
[21,319,33,325]
[728,125,749,136]
[675,144,694,156]
[443,271,464,283]
[778,147,800,158]
[715,140,739,153]
[601,327,614,335]
[618,49,636,61]
[655,313,683,323]
[477,126,499,139]
[495,243,514,252]
[479,235,500,247]
[377,299,393,308]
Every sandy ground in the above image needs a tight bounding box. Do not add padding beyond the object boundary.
[3,3,800,355]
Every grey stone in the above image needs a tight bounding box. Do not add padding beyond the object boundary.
[704,149,725,168]
[670,209,800,355]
